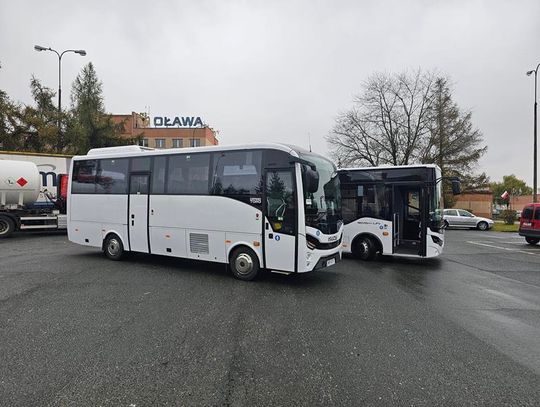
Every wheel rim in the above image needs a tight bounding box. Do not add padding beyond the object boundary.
[235,253,253,275]
[479,222,487,230]
[0,219,9,235]
[107,238,120,256]
[358,239,369,259]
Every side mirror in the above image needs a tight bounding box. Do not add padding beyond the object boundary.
[302,166,319,193]
[451,180,461,195]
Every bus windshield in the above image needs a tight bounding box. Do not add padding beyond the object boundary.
[299,153,342,234]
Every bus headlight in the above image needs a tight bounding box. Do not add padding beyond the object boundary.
[431,235,443,246]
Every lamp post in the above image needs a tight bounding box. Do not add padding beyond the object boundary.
[527,63,540,203]
[33,45,87,117]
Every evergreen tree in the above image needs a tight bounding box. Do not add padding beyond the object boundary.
[70,62,130,153]
[421,78,487,184]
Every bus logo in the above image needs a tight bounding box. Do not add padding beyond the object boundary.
[275,235,280,241]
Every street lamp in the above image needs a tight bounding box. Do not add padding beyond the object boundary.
[527,63,540,203]
[33,45,87,117]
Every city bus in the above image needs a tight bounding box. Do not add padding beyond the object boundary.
[67,143,343,280]
[338,165,458,260]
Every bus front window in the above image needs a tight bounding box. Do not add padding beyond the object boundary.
[300,154,342,235]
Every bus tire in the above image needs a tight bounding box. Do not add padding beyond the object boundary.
[230,246,260,281]
[352,235,377,261]
[0,215,15,238]
[525,237,539,245]
[103,234,124,261]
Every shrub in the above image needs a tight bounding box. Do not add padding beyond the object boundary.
[501,209,516,225]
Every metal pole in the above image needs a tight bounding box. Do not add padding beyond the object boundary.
[534,69,538,203]
[58,53,62,115]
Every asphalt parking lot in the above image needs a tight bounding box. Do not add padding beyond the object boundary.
[1,230,539,406]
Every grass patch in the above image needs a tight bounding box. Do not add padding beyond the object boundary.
[492,223,519,232]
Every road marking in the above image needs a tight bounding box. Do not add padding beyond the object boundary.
[466,241,540,257]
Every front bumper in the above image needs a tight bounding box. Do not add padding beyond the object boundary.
[312,252,341,271]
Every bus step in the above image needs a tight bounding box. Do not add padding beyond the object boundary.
[270,270,292,275]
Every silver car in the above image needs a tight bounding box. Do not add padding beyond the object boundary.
[443,209,494,231]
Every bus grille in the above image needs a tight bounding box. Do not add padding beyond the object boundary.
[190,233,209,254]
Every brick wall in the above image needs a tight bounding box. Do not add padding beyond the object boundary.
[451,192,493,218]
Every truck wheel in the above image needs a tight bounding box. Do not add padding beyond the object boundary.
[230,247,260,281]
[0,216,15,238]
[525,237,539,245]
[352,236,377,261]
[104,234,124,260]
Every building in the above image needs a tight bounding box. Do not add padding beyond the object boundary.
[451,191,493,218]
[111,112,219,149]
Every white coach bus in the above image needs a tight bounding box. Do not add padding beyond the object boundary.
[339,165,459,260]
[68,144,343,280]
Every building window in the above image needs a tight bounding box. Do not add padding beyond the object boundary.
[139,138,149,147]
[190,138,201,147]
[172,139,183,148]
[155,139,165,149]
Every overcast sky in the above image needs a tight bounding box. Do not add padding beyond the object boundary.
[1,0,539,184]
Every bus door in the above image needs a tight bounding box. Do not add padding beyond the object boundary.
[392,185,427,256]
[128,173,150,253]
[263,168,297,272]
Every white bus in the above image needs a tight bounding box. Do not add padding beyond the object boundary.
[67,144,343,280]
[339,165,459,260]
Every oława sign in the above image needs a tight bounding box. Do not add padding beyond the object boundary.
[153,116,204,128]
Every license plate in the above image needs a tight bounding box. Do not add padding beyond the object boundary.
[326,258,336,267]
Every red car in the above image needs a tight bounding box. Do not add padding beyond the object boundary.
[519,203,540,245]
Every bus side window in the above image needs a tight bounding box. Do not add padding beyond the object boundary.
[152,156,167,194]
[211,150,262,196]
[96,158,129,194]
[72,160,97,194]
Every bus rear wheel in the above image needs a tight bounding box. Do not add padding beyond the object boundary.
[230,247,260,281]
[352,236,377,261]
[0,216,15,238]
[525,237,539,245]
[104,234,124,261]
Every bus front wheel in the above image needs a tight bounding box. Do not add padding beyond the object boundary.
[104,234,124,261]
[230,247,260,281]
[352,236,377,261]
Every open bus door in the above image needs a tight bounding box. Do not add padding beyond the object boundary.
[392,185,427,256]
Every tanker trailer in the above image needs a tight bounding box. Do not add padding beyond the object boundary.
[0,160,68,237]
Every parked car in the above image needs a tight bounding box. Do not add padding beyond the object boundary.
[443,209,494,231]
[518,203,540,245]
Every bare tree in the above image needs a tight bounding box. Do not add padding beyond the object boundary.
[327,70,437,167]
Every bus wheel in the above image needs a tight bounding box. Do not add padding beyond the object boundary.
[230,247,260,281]
[525,237,539,245]
[0,216,15,238]
[352,236,377,261]
[104,234,124,261]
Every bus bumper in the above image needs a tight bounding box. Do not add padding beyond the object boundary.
[310,251,341,271]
